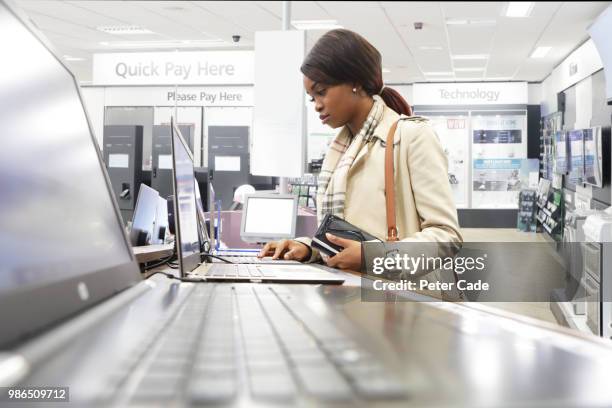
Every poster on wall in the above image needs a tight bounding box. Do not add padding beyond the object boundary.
[472,159,522,208]
[428,115,469,208]
[471,114,527,160]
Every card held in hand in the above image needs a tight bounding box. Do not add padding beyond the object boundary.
[311,214,379,256]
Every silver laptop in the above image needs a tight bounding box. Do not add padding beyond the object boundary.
[169,120,343,283]
[129,183,164,246]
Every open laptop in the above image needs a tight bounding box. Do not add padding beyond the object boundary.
[169,120,343,282]
[5,3,612,407]
[129,183,163,246]
[207,192,303,264]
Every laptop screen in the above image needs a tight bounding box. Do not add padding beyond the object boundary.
[170,120,201,275]
[153,196,169,245]
[240,194,298,242]
[130,184,160,246]
[0,2,140,346]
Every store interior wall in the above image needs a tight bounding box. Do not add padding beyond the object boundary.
[78,38,612,226]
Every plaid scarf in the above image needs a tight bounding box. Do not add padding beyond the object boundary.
[317,95,386,221]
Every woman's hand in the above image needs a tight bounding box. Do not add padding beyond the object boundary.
[325,233,363,271]
[258,239,310,261]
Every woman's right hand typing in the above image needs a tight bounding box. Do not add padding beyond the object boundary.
[257,240,311,261]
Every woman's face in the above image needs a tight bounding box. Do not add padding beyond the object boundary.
[303,76,359,129]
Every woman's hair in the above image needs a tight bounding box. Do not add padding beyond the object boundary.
[301,29,412,116]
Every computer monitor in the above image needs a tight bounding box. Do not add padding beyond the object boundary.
[129,183,160,246]
[0,1,140,347]
[169,117,201,275]
[240,193,298,243]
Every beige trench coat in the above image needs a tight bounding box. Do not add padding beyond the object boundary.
[298,103,463,263]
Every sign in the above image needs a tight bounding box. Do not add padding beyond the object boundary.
[102,86,253,107]
[93,51,254,85]
[472,159,523,208]
[413,82,528,105]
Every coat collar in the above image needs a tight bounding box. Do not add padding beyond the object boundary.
[348,105,401,170]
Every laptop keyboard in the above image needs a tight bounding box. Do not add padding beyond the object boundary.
[115,284,408,405]
[207,264,275,278]
[217,255,299,264]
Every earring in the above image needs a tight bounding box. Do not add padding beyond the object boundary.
[352,87,357,93]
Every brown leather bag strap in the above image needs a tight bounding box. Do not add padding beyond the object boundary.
[385,120,400,241]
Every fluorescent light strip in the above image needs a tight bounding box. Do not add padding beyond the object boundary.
[530,46,552,58]
[452,54,489,60]
[97,25,153,35]
[505,2,534,18]
[99,40,227,48]
[454,67,485,72]
[446,18,496,26]
[63,55,85,61]
[291,20,343,30]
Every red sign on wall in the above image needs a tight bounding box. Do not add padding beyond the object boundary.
[447,119,466,129]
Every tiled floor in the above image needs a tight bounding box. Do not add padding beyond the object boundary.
[460,228,559,325]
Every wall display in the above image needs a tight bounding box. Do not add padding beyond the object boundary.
[471,114,527,160]
[568,129,584,184]
[472,159,523,208]
[554,131,569,174]
[520,159,540,190]
[540,112,563,180]
[583,126,604,187]
[517,189,538,232]
[428,115,469,208]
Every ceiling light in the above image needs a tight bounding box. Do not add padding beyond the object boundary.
[452,54,489,60]
[424,72,455,76]
[98,39,227,49]
[291,20,343,30]
[505,2,534,18]
[419,46,443,51]
[454,67,485,72]
[97,25,154,35]
[382,68,391,73]
[530,46,552,58]
[446,19,496,26]
[63,55,85,61]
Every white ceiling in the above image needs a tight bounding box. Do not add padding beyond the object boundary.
[11,1,611,84]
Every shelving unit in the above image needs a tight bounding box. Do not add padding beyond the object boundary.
[536,188,564,241]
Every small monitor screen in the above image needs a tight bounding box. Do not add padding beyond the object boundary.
[242,195,297,242]
[171,122,200,273]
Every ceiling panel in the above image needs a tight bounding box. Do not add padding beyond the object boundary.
[441,2,504,19]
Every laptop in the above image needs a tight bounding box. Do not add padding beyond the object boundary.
[129,183,163,246]
[169,119,343,282]
[2,3,612,407]
[212,192,304,264]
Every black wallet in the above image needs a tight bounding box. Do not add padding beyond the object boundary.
[311,214,378,256]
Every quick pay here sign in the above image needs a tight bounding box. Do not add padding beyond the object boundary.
[93,51,254,85]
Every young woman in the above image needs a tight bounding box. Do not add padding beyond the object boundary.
[258,29,462,272]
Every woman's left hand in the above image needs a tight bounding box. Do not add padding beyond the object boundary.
[324,233,362,271]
